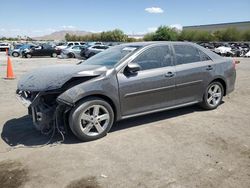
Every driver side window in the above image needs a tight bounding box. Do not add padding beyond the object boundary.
[132,45,172,71]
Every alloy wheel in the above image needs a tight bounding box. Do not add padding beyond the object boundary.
[206,83,222,107]
[79,105,110,136]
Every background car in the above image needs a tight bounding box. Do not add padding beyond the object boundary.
[199,42,250,57]
[9,44,36,57]
[0,42,10,51]
[61,45,86,58]
[83,45,109,58]
[23,44,61,58]
[55,41,86,50]
[86,42,103,46]
[245,50,250,57]
[8,44,23,57]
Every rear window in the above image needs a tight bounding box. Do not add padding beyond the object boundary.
[173,45,200,65]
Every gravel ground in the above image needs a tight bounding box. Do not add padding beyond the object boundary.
[0,52,249,188]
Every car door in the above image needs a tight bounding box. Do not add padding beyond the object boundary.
[173,44,215,105]
[42,46,51,56]
[32,46,42,56]
[117,45,176,117]
[72,46,81,56]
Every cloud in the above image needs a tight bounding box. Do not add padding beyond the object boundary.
[145,7,164,14]
[170,24,183,31]
[61,25,76,29]
[147,27,158,32]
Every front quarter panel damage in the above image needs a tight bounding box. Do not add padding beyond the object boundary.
[57,72,121,119]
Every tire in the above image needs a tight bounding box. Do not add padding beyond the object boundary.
[69,97,114,141]
[51,52,57,58]
[67,53,75,58]
[12,52,20,57]
[25,54,32,58]
[200,81,224,110]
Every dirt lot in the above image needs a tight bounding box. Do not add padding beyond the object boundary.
[0,52,249,188]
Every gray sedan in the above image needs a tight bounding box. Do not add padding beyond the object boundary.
[61,45,86,58]
[84,45,109,58]
[17,42,236,141]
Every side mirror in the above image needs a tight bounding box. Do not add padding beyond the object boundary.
[125,62,141,74]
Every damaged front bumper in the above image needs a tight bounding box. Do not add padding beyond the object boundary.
[16,89,71,133]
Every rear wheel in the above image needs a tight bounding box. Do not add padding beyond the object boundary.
[201,82,224,110]
[12,52,20,57]
[69,98,114,141]
[67,53,75,58]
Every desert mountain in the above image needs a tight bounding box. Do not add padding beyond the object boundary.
[34,30,92,40]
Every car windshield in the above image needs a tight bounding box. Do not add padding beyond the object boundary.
[14,45,23,49]
[80,45,141,67]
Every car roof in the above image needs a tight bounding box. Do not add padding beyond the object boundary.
[120,41,222,60]
[120,41,196,47]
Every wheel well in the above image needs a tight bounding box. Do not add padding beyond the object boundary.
[75,94,117,121]
[211,78,227,96]
[68,52,75,58]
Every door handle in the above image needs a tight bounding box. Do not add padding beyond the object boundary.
[206,65,213,71]
[165,72,175,78]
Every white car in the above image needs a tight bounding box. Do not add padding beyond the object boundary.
[245,50,250,57]
[55,42,85,50]
[0,42,10,51]
[214,46,232,55]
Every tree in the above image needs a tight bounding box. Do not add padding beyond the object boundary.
[219,28,240,41]
[153,26,178,41]
[178,30,196,41]
[192,31,213,42]
[241,30,250,41]
[143,32,155,41]
[65,33,71,41]
[143,26,179,41]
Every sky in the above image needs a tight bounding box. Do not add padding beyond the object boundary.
[0,0,250,37]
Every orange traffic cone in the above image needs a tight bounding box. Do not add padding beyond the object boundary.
[5,56,15,79]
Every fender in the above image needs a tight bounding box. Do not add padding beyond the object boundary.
[57,73,122,120]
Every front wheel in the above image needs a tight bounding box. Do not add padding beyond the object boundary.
[51,52,57,57]
[200,82,224,110]
[69,98,114,141]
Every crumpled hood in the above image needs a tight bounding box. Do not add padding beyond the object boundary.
[17,64,108,91]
